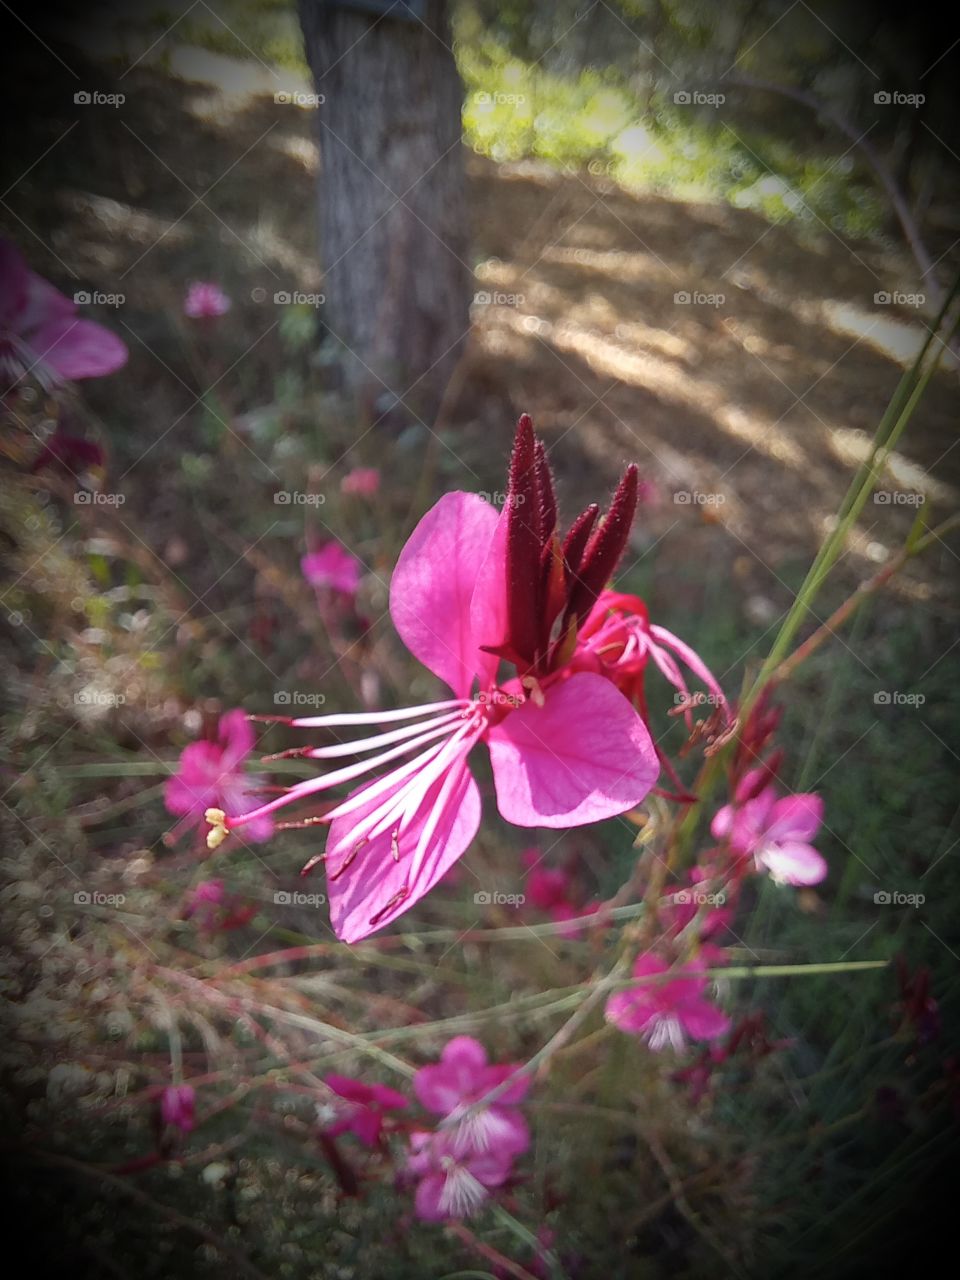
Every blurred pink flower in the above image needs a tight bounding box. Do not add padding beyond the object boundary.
[182,878,255,932]
[322,1073,409,1147]
[165,710,273,845]
[159,1084,195,1134]
[712,771,826,886]
[522,848,598,937]
[414,1035,530,1158]
[0,237,127,389]
[341,467,380,496]
[184,281,231,318]
[406,1129,515,1221]
[301,542,362,598]
[605,954,730,1051]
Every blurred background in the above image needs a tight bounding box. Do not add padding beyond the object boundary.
[1,1,958,1276]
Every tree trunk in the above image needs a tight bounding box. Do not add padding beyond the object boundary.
[297,0,470,423]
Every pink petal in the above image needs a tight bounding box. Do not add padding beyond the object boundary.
[164,741,222,815]
[414,1171,449,1221]
[758,840,827,886]
[415,1036,487,1113]
[390,492,498,697]
[678,999,731,1041]
[324,762,481,942]
[487,673,659,827]
[710,802,735,840]
[764,793,824,843]
[31,316,128,380]
[218,709,255,771]
[469,501,509,677]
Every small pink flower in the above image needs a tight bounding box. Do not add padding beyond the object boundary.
[712,774,826,886]
[0,238,127,389]
[159,1084,195,1134]
[414,1036,530,1158]
[406,1129,515,1221]
[165,710,273,845]
[184,281,231,319]
[322,1074,409,1147]
[301,542,362,598]
[605,954,730,1051]
[341,467,380,496]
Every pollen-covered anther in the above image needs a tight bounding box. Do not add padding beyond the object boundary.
[520,675,546,708]
[205,807,229,850]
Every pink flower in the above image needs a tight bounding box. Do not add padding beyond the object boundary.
[301,542,362,598]
[165,710,273,845]
[605,954,730,1051]
[217,417,659,942]
[711,771,826,886]
[341,467,380,496]
[414,1036,530,1158]
[184,281,231,319]
[0,238,127,389]
[406,1129,515,1221]
[159,1084,195,1134]
[322,1073,409,1147]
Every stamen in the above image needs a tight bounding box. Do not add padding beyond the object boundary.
[288,699,468,729]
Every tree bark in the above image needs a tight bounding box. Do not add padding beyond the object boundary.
[297,0,470,422]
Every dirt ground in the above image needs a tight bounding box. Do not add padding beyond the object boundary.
[5,38,957,635]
